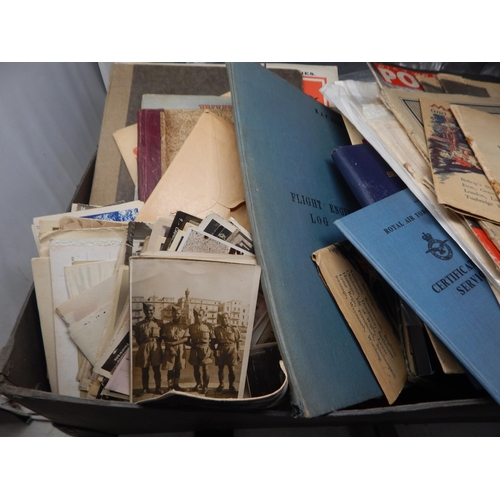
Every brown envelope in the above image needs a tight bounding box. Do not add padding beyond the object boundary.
[135,111,248,230]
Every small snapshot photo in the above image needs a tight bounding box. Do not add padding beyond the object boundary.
[130,255,261,402]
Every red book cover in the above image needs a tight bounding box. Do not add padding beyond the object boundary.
[137,109,162,202]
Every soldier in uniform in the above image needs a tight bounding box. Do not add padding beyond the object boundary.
[187,307,214,394]
[161,305,188,391]
[213,312,241,394]
[133,302,164,396]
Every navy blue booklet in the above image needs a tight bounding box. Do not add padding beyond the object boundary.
[227,62,382,417]
[332,142,406,207]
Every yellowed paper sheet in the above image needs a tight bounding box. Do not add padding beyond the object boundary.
[329,80,433,189]
[109,265,130,334]
[31,257,58,393]
[136,111,245,225]
[64,259,117,299]
[95,265,130,363]
[56,274,118,327]
[438,73,500,98]
[112,123,138,186]
[479,219,500,254]
[488,279,500,307]
[312,244,407,404]
[67,260,105,390]
[68,303,112,366]
[451,105,500,202]
[370,118,434,191]
[380,88,500,162]
[58,266,128,378]
[58,216,128,231]
[77,358,93,393]
[424,326,464,374]
[421,96,500,223]
[36,215,124,248]
[49,237,124,397]
[38,219,62,237]
[33,200,143,250]
[342,116,364,145]
[39,227,128,258]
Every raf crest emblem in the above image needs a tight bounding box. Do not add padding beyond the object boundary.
[422,232,453,260]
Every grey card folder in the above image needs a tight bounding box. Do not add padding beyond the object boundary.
[227,62,383,417]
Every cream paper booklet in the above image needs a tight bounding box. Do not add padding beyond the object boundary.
[451,105,500,203]
[420,96,500,223]
[379,88,500,162]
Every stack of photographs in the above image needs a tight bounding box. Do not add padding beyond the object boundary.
[130,210,285,405]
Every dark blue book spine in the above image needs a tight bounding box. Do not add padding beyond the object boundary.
[332,143,406,207]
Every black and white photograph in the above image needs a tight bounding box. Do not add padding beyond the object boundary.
[176,227,252,255]
[198,212,255,253]
[125,221,154,264]
[130,254,261,402]
[146,216,173,252]
[161,211,202,251]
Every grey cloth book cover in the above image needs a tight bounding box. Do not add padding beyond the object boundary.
[228,62,383,418]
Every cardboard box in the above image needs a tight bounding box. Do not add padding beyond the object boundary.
[1,156,500,436]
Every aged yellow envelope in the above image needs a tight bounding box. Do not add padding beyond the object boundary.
[112,123,138,187]
[136,111,248,230]
[451,105,500,202]
[312,243,407,405]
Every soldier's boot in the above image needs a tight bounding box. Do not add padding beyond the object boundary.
[141,369,151,394]
[167,378,174,391]
[202,373,210,394]
[154,371,163,395]
[217,371,224,392]
[229,372,237,394]
[173,378,184,391]
[193,369,202,392]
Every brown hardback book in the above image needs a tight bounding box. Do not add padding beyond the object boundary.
[161,108,234,174]
[90,63,302,206]
[137,109,162,202]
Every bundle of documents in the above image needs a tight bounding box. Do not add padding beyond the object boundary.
[29,62,500,418]
[314,63,500,407]
[321,63,500,295]
[33,62,352,404]
[31,201,142,399]
[32,192,283,403]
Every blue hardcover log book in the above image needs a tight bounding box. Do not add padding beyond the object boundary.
[227,62,383,417]
[335,188,500,405]
[332,142,406,207]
